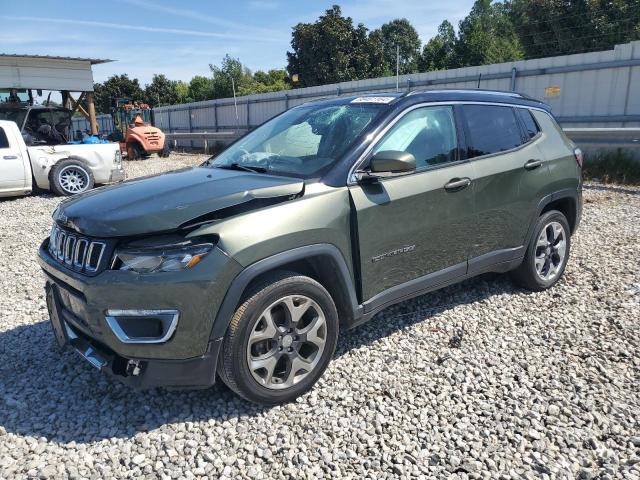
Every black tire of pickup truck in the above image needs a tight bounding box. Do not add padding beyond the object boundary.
[219,271,339,405]
[49,159,95,196]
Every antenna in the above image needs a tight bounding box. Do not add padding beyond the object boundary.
[229,74,239,131]
[395,44,400,92]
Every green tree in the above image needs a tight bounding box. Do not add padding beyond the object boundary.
[210,55,248,99]
[286,5,385,87]
[420,20,459,71]
[589,0,640,49]
[188,75,215,102]
[93,74,144,114]
[238,69,290,96]
[143,74,180,107]
[508,0,640,58]
[370,18,422,75]
[456,0,524,66]
[176,81,190,103]
[253,69,288,87]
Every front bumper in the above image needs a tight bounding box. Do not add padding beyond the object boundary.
[47,282,222,388]
[109,167,126,183]
[38,239,242,388]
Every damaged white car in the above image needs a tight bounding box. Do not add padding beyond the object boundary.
[0,106,124,198]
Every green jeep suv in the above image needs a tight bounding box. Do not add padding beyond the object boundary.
[38,89,583,405]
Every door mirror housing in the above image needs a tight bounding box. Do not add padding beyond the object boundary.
[370,150,416,174]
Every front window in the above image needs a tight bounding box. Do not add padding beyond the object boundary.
[207,103,383,179]
[371,106,458,169]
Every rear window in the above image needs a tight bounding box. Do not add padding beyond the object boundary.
[516,108,540,139]
[463,105,523,158]
[0,127,9,149]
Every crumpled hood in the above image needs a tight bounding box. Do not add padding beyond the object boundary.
[54,167,304,237]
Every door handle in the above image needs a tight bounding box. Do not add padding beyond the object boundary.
[524,159,542,170]
[3,155,18,160]
[444,177,471,192]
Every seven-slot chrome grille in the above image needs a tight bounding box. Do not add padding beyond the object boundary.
[48,224,107,274]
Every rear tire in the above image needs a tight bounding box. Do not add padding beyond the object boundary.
[50,159,94,196]
[219,271,339,405]
[159,141,170,158]
[127,142,144,160]
[511,210,571,291]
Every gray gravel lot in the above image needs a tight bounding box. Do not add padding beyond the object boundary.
[0,153,639,479]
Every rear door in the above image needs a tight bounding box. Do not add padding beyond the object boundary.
[349,105,476,304]
[0,124,28,191]
[461,104,550,269]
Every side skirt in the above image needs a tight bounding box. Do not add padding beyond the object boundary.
[347,247,524,330]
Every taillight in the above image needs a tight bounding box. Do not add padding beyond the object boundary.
[574,148,583,168]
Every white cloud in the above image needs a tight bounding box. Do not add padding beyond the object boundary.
[120,0,283,36]
[0,15,279,43]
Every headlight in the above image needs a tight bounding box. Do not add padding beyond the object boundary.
[113,238,214,274]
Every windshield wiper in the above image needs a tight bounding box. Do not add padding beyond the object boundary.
[214,163,268,174]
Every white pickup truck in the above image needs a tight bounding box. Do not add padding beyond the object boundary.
[0,119,124,198]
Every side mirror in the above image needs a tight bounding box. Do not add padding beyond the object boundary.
[370,150,416,174]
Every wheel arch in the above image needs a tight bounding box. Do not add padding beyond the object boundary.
[525,188,581,246]
[540,195,578,234]
[47,156,92,182]
[209,244,360,341]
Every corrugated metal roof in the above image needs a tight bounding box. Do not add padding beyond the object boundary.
[0,54,113,65]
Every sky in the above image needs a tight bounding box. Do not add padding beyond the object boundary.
[0,0,474,86]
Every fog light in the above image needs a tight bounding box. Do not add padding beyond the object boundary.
[105,310,179,344]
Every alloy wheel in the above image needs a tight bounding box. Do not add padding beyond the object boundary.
[534,221,567,281]
[246,295,327,390]
[58,165,90,194]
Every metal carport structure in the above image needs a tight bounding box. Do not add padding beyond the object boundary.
[0,54,112,134]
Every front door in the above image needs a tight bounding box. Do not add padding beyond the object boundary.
[349,105,476,305]
[0,125,27,191]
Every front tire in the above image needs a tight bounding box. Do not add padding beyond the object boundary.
[511,210,571,291]
[50,160,95,196]
[219,272,339,405]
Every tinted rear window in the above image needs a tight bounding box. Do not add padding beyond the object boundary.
[464,105,523,158]
[516,108,540,139]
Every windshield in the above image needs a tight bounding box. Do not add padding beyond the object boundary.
[0,109,28,129]
[207,103,384,179]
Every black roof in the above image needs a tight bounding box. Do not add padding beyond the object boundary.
[405,88,550,110]
[305,88,550,111]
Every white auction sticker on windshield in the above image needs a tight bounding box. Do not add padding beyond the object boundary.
[350,96,396,104]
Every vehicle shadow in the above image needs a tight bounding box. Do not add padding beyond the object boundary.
[0,274,520,444]
[583,184,640,196]
[0,190,57,203]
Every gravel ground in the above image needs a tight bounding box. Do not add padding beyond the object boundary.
[0,154,639,479]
